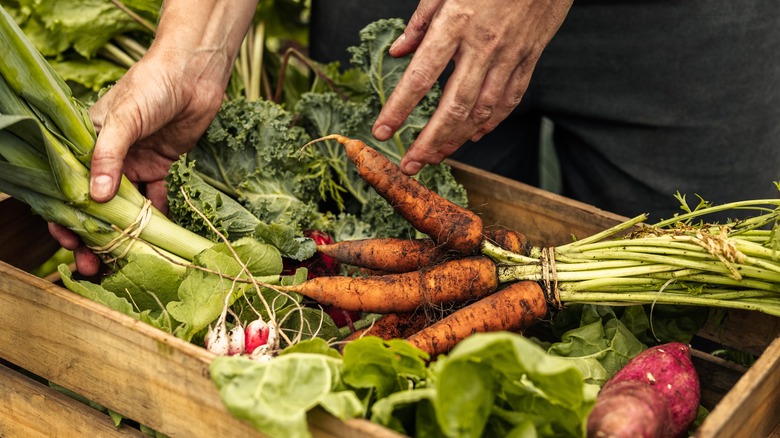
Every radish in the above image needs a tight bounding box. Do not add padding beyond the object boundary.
[204,324,230,356]
[244,319,270,354]
[226,322,246,356]
[587,342,700,438]
[282,230,341,279]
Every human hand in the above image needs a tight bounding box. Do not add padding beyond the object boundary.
[46,0,257,276]
[48,54,227,275]
[372,0,572,175]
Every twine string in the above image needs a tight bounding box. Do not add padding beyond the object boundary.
[88,199,154,265]
[540,247,562,310]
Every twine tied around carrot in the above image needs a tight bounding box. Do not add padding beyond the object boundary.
[540,246,562,310]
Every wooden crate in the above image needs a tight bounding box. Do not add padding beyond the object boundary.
[1,162,778,437]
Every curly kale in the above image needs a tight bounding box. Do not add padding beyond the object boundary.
[169,19,469,243]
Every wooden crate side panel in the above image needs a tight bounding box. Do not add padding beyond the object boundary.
[0,364,146,437]
[449,161,627,247]
[0,263,387,438]
[695,336,780,438]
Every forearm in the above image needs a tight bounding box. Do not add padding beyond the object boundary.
[149,0,259,87]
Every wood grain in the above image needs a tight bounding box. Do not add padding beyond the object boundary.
[0,262,394,438]
[695,336,780,437]
[0,364,146,437]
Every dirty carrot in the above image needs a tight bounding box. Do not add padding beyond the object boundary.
[283,256,498,313]
[340,311,429,347]
[307,135,484,255]
[316,237,455,273]
[483,226,530,255]
[406,280,547,357]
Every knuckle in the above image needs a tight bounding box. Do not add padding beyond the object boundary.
[470,102,495,123]
[404,67,437,94]
[443,100,472,123]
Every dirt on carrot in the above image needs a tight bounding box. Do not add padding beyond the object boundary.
[406,280,548,357]
[483,226,530,255]
[283,256,499,313]
[310,135,484,255]
[316,237,455,273]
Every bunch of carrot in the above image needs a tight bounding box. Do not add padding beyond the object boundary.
[283,135,780,358]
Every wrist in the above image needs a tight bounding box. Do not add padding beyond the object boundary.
[149,0,258,86]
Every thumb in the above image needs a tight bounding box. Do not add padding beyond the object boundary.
[89,109,138,203]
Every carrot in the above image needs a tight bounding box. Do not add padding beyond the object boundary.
[341,311,430,346]
[283,256,498,313]
[311,135,484,255]
[406,280,547,357]
[318,228,530,274]
[316,237,454,273]
[483,226,530,255]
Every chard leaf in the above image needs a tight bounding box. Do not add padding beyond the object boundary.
[49,58,126,92]
[434,360,495,438]
[341,337,428,399]
[547,305,646,386]
[210,353,352,438]
[59,264,138,318]
[255,222,315,261]
[167,238,282,340]
[437,333,597,438]
[22,0,151,58]
[100,253,181,313]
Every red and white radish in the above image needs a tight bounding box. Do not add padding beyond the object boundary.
[244,318,270,354]
[226,322,246,356]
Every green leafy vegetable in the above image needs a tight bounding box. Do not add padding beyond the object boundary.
[212,333,598,438]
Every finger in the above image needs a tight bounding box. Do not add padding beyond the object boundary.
[472,61,533,141]
[145,180,170,216]
[389,0,442,57]
[48,222,81,250]
[445,57,519,146]
[89,101,142,203]
[373,17,461,142]
[399,46,492,173]
[73,245,102,277]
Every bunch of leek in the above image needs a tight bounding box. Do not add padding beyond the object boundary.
[0,5,213,274]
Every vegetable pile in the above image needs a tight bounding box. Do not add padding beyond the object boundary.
[3,3,780,437]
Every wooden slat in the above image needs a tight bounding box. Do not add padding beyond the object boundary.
[0,195,61,272]
[0,262,392,438]
[690,349,748,410]
[449,160,627,247]
[0,364,146,437]
[696,310,780,357]
[695,336,780,437]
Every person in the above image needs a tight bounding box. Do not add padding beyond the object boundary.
[51,0,780,276]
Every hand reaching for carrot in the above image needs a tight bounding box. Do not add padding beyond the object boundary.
[373,0,572,175]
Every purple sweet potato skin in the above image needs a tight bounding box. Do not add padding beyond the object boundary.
[597,342,700,437]
[587,380,674,438]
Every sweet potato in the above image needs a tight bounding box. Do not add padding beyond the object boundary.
[587,342,700,438]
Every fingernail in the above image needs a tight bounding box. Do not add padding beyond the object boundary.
[389,33,406,53]
[374,124,394,140]
[90,175,113,201]
[403,160,424,175]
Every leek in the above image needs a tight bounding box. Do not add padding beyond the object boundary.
[0,5,213,269]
